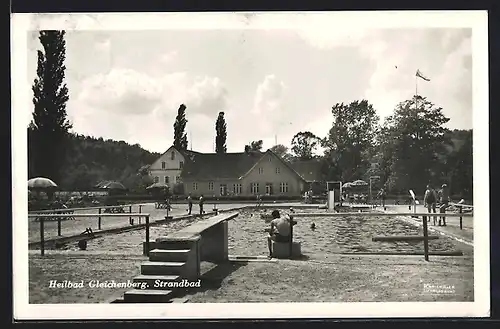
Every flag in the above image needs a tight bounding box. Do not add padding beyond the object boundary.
[416,69,430,81]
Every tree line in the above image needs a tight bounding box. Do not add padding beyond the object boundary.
[259,99,472,198]
[28,30,472,198]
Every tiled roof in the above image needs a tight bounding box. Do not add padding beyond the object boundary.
[290,159,324,182]
[180,151,265,180]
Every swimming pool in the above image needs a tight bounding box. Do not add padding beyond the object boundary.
[228,209,467,257]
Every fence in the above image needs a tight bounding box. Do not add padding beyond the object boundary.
[28,212,151,256]
[448,202,474,230]
[29,204,145,237]
[293,211,473,261]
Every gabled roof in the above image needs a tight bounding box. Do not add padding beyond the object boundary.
[164,147,311,183]
[239,149,306,182]
[290,159,324,182]
[180,151,265,180]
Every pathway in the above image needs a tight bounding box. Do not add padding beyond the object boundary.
[384,204,473,244]
[28,202,306,244]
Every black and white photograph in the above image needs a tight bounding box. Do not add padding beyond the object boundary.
[12,11,489,319]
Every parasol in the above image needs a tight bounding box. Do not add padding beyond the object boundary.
[352,180,368,186]
[342,182,353,189]
[146,182,169,190]
[28,177,58,190]
[99,181,127,190]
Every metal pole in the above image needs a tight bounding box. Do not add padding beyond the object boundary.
[139,204,142,224]
[129,205,133,225]
[145,215,150,256]
[289,216,294,259]
[369,178,372,206]
[422,215,429,261]
[98,208,102,230]
[40,216,45,256]
[57,217,61,236]
[459,205,463,230]
[339,182,343,206]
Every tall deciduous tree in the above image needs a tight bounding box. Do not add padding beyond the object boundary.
[29,30,72,184]
[291,131,321,160]
[269,144,293,161]
[244,140,263,152]
[323,100,379,182]
[215,111,227,153]
[377,95,451,192]
[173,104,188,150]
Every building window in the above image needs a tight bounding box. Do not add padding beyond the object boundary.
[175,176,181,183]
[276,167,280,174]
[208,182,214,191]
[280,182,289,193]
[161,161,166,169]
[154,176,159,183]
[220,184,227,196]
[171,151,175,160]
[233,183,242,195]
[269,156,272,162]
[251,183,259,194]
[258,167,264,174]
[265,183,273,195]
[165,176,169,184]
[193,182,198,191]
[179,161,184,169]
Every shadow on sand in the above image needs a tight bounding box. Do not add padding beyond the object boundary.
[176,261,247,297]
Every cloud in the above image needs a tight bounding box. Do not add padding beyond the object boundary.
[77,69,163,115]
[296,26,472,128]
[71,67,228,152]
[252,74,286,115]
[159,50,178,65]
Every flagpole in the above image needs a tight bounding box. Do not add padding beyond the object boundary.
[415,72,418,111]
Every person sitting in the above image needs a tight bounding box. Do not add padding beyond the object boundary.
[267,210,292,259]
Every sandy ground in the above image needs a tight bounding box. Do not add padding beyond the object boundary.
[187,255,474,302]
[29,253,146,304]
[27,205,474,303]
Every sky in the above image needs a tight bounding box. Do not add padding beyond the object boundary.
[25,14,473,155]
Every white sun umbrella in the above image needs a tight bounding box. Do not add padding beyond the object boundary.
[28,177,58,189]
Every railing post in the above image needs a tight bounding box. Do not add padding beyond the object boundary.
[129,205,133,225]
[57,215,61,236]
[459,205,463,230]
[289,216,294,259]
[422,216,429,261]
[145,215,150,256]
[139,204,142,224]
[40,215,45,256]
[98,208,102,230]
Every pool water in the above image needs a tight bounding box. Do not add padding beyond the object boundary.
[228,210,462,257]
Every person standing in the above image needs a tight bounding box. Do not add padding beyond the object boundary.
[438,183,450,226]
[187,194,193,215]
[199,194,204,216]
[378,188,387,209]
[424,184,438,225]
